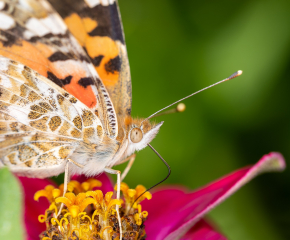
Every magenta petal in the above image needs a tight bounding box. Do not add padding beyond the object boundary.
[71,173,114,193]
[18,177,56,240]
[181,219,226,240]
[142,187,186,219]
[143,152,285,240]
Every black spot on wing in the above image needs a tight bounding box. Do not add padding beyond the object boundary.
[47,1,124,43]
[0,28,23,47]
[105,56,121,74]
[78,77,94,88]
[29,33,64,43]
[48,52,71,62]
[86,3,124,44]
[89,26,110,38]
[91,55,104,67]
[47,72,72,87]
[47,0,85,19]
[50,39,62,47]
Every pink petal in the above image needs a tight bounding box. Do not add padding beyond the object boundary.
[71,173,114,193]
[142,152,285,240]
[181,219,226,240]
[17,177,56,240]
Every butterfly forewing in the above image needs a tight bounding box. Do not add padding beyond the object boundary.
[0,0,119,138]
[48,0,132,119]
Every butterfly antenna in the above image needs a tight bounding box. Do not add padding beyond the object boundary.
[146,70,242,120]
[130,144,171,209]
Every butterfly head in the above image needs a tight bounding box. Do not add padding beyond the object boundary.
[124,117,163,156]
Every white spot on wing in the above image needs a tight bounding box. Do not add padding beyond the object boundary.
[23,30,36,39]
[41,14,66,35]
[85,0,100,8]
[25,14,66,38]
[26,18,50,36]
[0,74,13,88]
[52,14,68,32]
[6,105,30,124]
[87,62,100,78]
[18,0,33,11]
[0,58,9,72]
[101,0,109,6]
[0,13,15,30]
[98,0,115,6]
[0,2,5,10]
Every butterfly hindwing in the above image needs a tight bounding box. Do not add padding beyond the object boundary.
[0,56,104,177]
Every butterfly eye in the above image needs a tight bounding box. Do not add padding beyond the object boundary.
[130,128,143,143]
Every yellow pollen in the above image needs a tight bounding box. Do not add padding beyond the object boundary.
[127,189,136,198]
[34,185,61,203]
[81,182,90,191]
[70,205,80,218]
[52,189,61,199]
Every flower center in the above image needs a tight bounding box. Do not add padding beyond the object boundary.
[35,179,151,240]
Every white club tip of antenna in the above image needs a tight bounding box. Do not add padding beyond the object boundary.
[237,70,243,76]
[176,103,186,112]
[227,70,243,80]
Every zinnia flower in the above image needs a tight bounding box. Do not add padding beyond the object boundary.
[18,152,285,240]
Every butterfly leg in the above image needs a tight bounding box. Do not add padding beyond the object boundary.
[104,168,123,240]
[58,159,85,216]
[120,154,136,182]
[57,160,71,216]
[68,158,85,168]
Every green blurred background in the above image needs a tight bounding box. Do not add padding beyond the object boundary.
[114,0,290,239]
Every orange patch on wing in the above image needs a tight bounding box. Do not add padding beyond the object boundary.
[83,17,98,32]
[64,13,87,46]
[0,41,49,77]
[64,79,97,108]
[85,36,119,87]
[49,62,97,108]
[64,15,120,88]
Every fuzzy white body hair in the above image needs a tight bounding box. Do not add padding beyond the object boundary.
[68,122,163,176]
[69,136,119,176]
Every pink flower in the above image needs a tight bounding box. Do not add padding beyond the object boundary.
[18,152,285,240]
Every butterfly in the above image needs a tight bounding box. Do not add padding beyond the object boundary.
[0,0,242,210]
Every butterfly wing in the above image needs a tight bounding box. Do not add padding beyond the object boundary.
[0,0,118,138]
[48,0,132,119]
[0,56,104,177]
